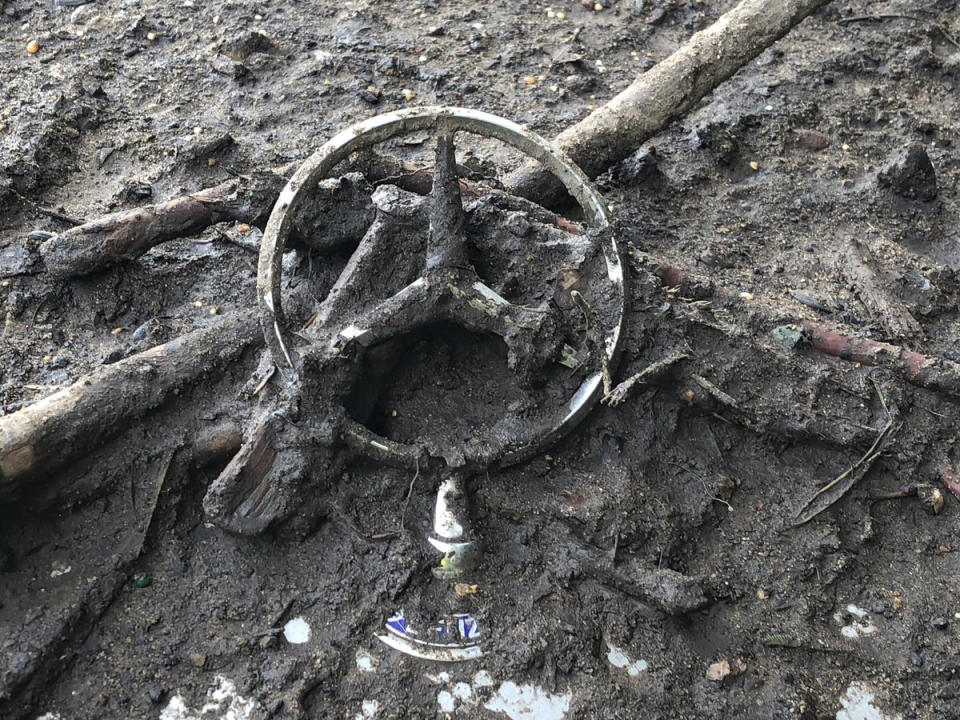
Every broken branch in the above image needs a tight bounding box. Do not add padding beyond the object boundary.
[801,321,960,399]
[40,172,286,278]
[506,0,832,203]
[0,310,260,501]
[792,415,898,526]
[841,238,921,340]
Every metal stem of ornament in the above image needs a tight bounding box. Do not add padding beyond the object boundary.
[428,472,478,579]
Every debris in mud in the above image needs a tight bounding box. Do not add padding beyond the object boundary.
[835,604,877,640]
[282,617,311,645]
[836,682,901,720]
[485,681,572,720]
[605,642,648,677]
[159,675,258,720]
[705,658,746,682]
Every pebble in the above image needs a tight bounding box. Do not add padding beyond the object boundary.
[878,143,937,201]
[793,128,830,150]
[402,88,416,102]
[70,4,96,24]
[26,40,39,54]
[359,86,381,104]
[932,617,949,630]
[189,652,207,668]
[917,484,945,514]
[771,325,802,350]
[706,659,745,681]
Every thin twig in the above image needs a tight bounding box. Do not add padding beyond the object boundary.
[137,449,176,553]
[792,383,897,526]
[602,352,688,406]
[936,24,960,49]
[837,13,959,49]
[37,206,85,226]
[398,458,420,533]
[837,13,918,25]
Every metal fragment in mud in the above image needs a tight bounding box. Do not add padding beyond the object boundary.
[377,609,483,662]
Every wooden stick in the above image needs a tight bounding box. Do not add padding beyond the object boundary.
[801,321,960,398]
[841,238,921,340]
[40,172,286,278]
[39,169,379,278]
[506,0,832,204]
[0,310,260,500]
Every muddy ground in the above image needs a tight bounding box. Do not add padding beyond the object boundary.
[3,0,960,718]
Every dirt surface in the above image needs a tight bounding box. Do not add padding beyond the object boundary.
[3,0,960,718]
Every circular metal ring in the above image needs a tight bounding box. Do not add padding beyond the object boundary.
[257,106,626,468]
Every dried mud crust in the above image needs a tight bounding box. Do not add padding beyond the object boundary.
[1,1,960,720]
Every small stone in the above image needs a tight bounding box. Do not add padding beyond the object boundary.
[771,325,802,350]
[207,157,216,167]
[359,86,381,104]
[594,2,604,10]
[134,573,152,588]
[706,660,731,681]
[749,161,759,171]
[124,180,153,201]
[147,685,165,704]
[454,583,478,597]
[523,75,536,85]
[402,88,416,102]
[557,11,566,19]
[878,143,937,201]
[70,5,95,24]
[793,128,830,151]
[917,484,945,514]
[933,617,949,630]
[189,652,207,668]
[259,634,278,650]
[146,31,157,41]
[26,40,39,54]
